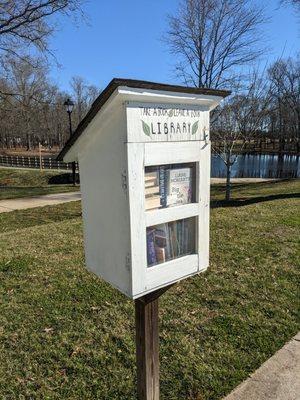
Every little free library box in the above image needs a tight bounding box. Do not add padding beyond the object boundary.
[59,78,230,299]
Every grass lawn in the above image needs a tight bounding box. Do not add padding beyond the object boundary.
[0,180,299,399]
[0,168,79,200]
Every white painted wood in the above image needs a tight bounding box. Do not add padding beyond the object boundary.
[132,263,208,299]
[64,88,120,162]
[126,102,209,143]
[198,142,211,271]
[64,87,220,161]
[63,84,223,299]
[127,142,147,295]
[118,87,223,109]
[78,104,132,298]
[145,254,198,290]
[144,141,202,166]
[145,203,200,227]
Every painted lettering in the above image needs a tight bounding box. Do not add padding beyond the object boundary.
[151,123,156,134]
[157,122,161,134]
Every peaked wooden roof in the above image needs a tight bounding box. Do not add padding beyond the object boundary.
[58,78,231,160]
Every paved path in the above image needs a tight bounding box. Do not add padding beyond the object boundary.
[0,178,276,213]
[224,332,300,400]
[0,192,81,213]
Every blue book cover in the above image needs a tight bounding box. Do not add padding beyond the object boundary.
[159,166,167,207]
[146,228,157,266]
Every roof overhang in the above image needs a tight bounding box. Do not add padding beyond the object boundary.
[58,78,231,162]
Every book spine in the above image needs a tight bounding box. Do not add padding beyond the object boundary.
[159,166,167,207]
[168,223,174,259]
[182,219,186,254]
[164,223,171,260]
[184,222,189,254]
[177,221,181,256]
[155,246,166,263]
[179,220,183,255]
[146,229,157,266]
[171,222,179,257]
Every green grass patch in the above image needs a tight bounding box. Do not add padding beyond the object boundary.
[210,178,300,202]
[0,180,299,399]
[0,168,79,200]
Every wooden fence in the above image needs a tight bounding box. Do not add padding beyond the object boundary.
[0,155,78,171]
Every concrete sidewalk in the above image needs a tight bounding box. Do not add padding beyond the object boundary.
[224,332,300,400]
[0,192,81,213]
[0,178,280,213]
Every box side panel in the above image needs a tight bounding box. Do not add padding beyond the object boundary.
[78,104,132,297]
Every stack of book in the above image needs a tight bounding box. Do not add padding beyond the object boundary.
[145,166,193,211]
[145,171,160,210]
[146,218,194,267]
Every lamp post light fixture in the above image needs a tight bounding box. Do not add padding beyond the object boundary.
[64,98,76,185]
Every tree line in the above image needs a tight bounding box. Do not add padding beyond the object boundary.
[0,56,99,150]
[165,0,300,199]
[1,52,298,155]
[0,0,94,151]
[0,0,299,200]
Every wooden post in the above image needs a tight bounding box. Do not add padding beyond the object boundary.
[135,285,173,400]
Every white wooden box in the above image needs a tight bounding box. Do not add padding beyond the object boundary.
[59,79,229,299]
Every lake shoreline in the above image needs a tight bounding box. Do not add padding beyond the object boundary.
[237,150,299,156]
[211,177,284,183]
[212,153,299,179]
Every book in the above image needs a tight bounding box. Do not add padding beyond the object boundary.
[146,228,157,266]
[145,195,160,210]
[184,220,189,254]
[145,166,193,211]
[159,166,167,207]
[166,167,192,207]
[177,220,182,256]
[145,170,160,210]
[168,223,174,260]
[157,223,172,259]
[147,218,195,267]
[155,246,166,263]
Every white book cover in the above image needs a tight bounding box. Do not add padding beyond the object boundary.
[166,168,192,206]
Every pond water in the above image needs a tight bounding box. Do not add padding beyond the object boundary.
[211,154,299,179]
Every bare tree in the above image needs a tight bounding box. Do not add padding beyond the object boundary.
[281,0,300,9]
[4,56,50,149]
[211,72,271,200]
[268,57,300,153]
[0,55,100,152]
[70,76,99,126]
[0,0,84,59]
[164,0,267,88]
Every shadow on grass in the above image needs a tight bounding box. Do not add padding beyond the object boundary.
[0,185,71,190]
[212,178,293,192]
[0,201,82,233]
[48,173,80,184]
[211,192,300,208]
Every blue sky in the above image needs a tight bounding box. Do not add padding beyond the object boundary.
[49,0,299,92]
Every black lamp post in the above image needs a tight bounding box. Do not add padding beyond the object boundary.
[64,98,76,185]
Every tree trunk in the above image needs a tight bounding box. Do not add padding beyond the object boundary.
[26,132,31,151]
[225,162,231,201]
